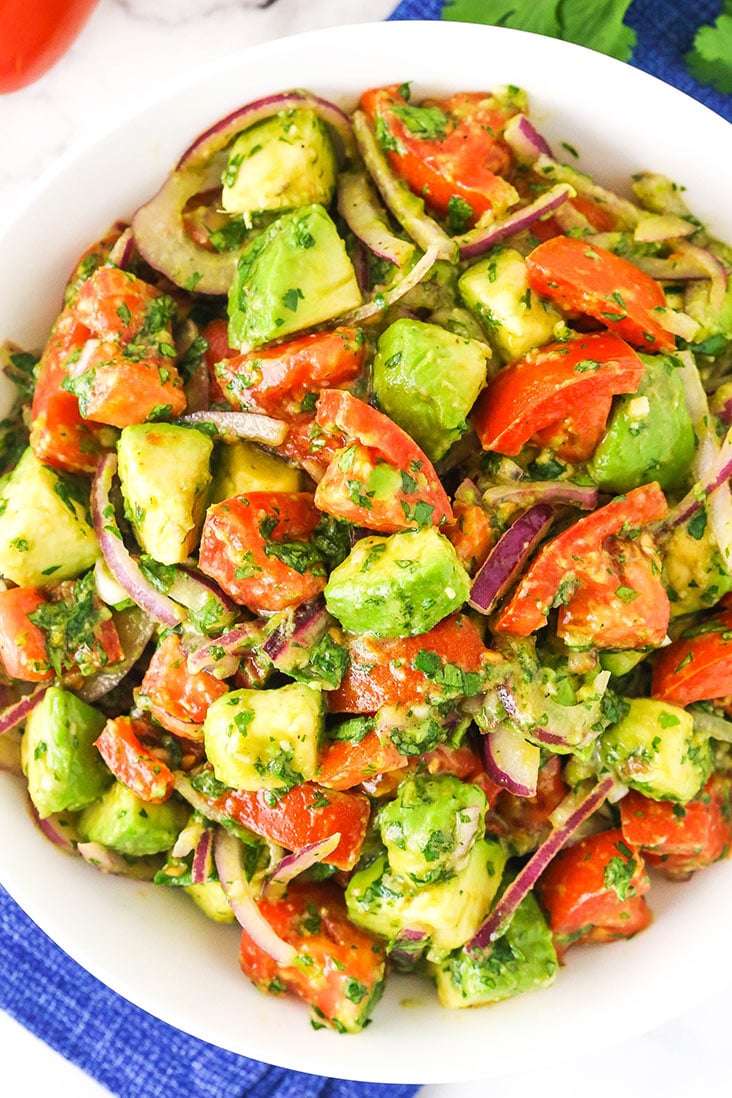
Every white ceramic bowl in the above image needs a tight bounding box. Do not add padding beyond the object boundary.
[1,19,731,1085]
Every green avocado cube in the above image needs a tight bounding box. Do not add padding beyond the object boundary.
[324,528,470,638]
[662,510,732,618]
[459,248,562,364]
[185,880,236,923]
[227,204,362,350]
[373,318,489,461]
[210,440,302,503]
[599,697,713,803]
[346,838,508,961]
[79,781,189,856]
[589,355,696,493]
[0,448,99,586]
[378,774,487,884]
[221,109,338,216]
[21,686,110,818]
[204,682,324,792]
[434,893,558,1008]
[117,423,213,565]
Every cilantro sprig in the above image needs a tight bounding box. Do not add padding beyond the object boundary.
[685,2,732,95]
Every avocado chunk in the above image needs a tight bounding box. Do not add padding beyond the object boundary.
[599,697,713,802]
[373,318,489,462]
[117,424,213,565]
[185,880,236,923]
[227,204,362,350]
[204,682,324,792]
[378,774,487,884]
[78,780,189,856]
[210,440,302,503]
[662,508,732,617]
[0,448,99,586]
[434,893,558,1009]
[588,355,696,493]
[345,838,507,961]
[21,686,110,818]
[221,109,338,217]
[324,528,470,638]
[458,248,563,363]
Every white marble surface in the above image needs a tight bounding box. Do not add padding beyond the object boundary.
[0,1,729,1094]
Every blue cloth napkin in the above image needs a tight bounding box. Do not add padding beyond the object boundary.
[1,2,730,1096]
[390,0,732,122]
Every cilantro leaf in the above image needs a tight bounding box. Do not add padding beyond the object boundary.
[685,12,732,96]
[442,0,636,62]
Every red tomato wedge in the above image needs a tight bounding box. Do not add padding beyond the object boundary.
[443,500,495,573]
[215,327,365,418]
[74,267,162,343]
[238,881,385,1032]
[494,482,668,636]
[215,782,370,872]
[557,537,670,650]
[638,775,732,878]
[314,389,452,532]
[360,85,517,222]
[530,392,614,464]
[471,332,644,457]
[328,612,495,713]
[0,588,54,682]
[526,237,676,353]
[0,0,100,93]
[135,633,228,735]
[316,731,408,791]
[95,716,175,804]
[536,827,651,951]
[199,491,326,614]
[651,611,732,706]
[65,340,187,428]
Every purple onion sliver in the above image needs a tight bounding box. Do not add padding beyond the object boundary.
[0,686,48,736]
[456,184,573,261]
[469,503,553,614]
[265,833,341,899]
[654,427,732,537]
[106,226,135,269]
[467,776,615,951]
[503,113,553,163]
[191,828,215,885]
[34,809,77,853]
[482,724,540,798]
[78,842,158,879]
[187,621,262,674]
[340,245,440,325]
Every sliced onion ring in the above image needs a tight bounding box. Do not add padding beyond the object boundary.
[32,807,77,853]
[176,411,288,447]
[503,113,552,164]
[482,724,541,797]
[480,481,598,510]
[337,169,416,268]
[0,686,49,737]
[187,621,262,675]
[264,833,341,900]
[469,503,553,615]
[214,827,297,964]
[467,775,615,950]
[78,841,158,879]
[191,827,215,885]
[456,184,574,261]
[339,245,440,325]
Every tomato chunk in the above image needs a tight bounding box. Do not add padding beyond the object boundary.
[65,339,186,428]
[74,267,162,342]
[198,491,326,613]
[314,389,452,532]
[0,588,54,682]
[216,783,369,871]
[316,731,408,791]
[494,482,668,636]
[238,881,385,1032]
[637,774,732,878]
[328,613,495,713]
[536,827,651,951]
[135,633,228,736]
[471,332,644,458]
[526,237,676,353]
[443,500,495,573]
[95,716,175,803]
[651,610,732,706]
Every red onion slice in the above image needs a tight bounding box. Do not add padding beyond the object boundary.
[214,827,296,964]
[467,775,615,950]
[337,170,416,268]
[173,772,229,825]
[352,110,457,262]
[264,833,341,900]
[389,927,429,970]
[32,807,78,853]
[77,609,155,703]
[172,817,206,859]
[621,253,712,281]
[106,226,135,269]
[176,411,288,446]
[531,154,641,229]
[166,567,237,634]
[187,621,263,675]
[78,841,158,879]
[262,597,330,671]
[480,481,598,511]
[339,245,440,325]
[469,503,554,614]
[503,113,553,164]
[191,827,215,885]
[456,184,574,261]
[652,306,700,342]
[483,724,541,798]
[0,686,48,736]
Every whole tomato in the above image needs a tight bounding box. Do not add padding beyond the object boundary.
[0,0,100,93]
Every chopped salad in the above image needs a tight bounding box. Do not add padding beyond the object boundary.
[1,81,732,1033]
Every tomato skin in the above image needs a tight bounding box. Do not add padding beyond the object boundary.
[94,716,175,804]
[443,500,494,573]
[360,85,517,222]
[651,611,732,706]
[328,613,494,713]
[557,537,670,650]
[0,588,54,682]
[536,827,651,951]
[530,392,614,464]
[65,341,187,429]
[74,267,161,343]
[216,783,370,872]
[0,0,99,93]
[471,332,644,458]
[314,389,452,532]
[135,633,228,735]
[200,318,233,404]
[640,775,732,878]
[238,881,385,1032]
[316,731,408,791]
[494,482,668,636]
[526,237,676,353]
[215,327,365,419]
[198,491,326,613]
